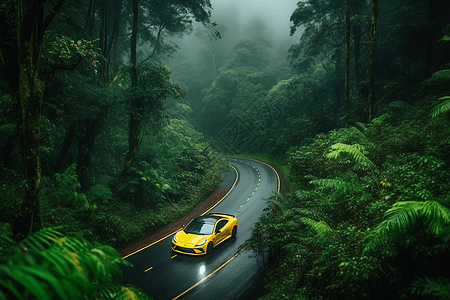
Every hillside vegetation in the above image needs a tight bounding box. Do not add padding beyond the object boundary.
[1,0,450,299]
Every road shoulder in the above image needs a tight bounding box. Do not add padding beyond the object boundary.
[119,168,237,257]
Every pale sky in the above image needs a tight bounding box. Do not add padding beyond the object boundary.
[210,0,300,39]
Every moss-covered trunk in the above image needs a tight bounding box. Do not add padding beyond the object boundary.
[367,0,379,123]
[0,0,65,237]
[352,0,362,86]
[344,0,351,126]
[17,44,45,236]
[123,0,140,174]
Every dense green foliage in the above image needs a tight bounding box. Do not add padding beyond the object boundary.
[241,101,450,299]
[2,0,450,298]
[227,1,450,299]
[0,0,224,298]
[0,227,150,300]
[193,0,450,157]
[0,0,226,248]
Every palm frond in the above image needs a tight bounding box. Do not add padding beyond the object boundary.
[310,178,360,194]
[0,277,24,299]
[431,96,450,118]
[411,276,450,299]
[300,217,337,244]
[282,242,309,256]
[92,283,152,300]
[15,227,64,253]
[364,201,450,253]
[0,225,15,260]
[114,285,153,300]
[265,198,285,213]
[326,143,377,173]
[420,201,450,235]
[0,228,145,300]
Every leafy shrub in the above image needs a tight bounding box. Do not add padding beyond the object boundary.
[0,227,151,299]
[244,102,450,299]
[86,184,114,205]
[0,224,13,261]
[41,164,88,208]
[381,154,450,203]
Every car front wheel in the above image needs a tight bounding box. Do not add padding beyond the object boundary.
[231,226,237,238]
[207,242,213,254]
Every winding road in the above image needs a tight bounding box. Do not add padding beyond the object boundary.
[120,157,279,300]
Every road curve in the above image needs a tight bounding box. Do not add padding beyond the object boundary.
[120,157,279,300]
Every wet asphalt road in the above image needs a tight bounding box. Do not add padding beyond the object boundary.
[120,157,279,300]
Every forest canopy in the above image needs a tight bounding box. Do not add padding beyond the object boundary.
[1,0,450,299]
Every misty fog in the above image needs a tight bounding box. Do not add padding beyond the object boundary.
[159,0,302,135]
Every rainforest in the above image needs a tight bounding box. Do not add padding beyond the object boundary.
[1,0,450,299]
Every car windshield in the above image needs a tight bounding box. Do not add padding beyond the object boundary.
[184,220,215,235]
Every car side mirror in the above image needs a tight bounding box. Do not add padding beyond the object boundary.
[182,225,185,228]
[215,230,221,234]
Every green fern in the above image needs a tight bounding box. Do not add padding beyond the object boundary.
[265,198,286,213]
[364,201,450,253]
[94,285,152,300]
[310,179,360,194]
[0,228,151,300]
[369,113,390,126]
[431,96,450,118]
[15,227,64,253]
[0,225,14,260]
[411,276,450,299]
[326,143,377,173]
[300,217,337,245]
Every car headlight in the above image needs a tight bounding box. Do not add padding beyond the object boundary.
[172,235,177,243]
[195,239,207,247]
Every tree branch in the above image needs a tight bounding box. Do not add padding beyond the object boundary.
[44,0,66,32]
[140,25,164,64]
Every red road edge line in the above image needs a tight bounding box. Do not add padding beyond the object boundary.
[122,164,239,259]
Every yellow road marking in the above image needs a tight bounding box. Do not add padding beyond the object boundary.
[172,249,245,300]
[123,229,182,259]
[122,164,239,259]
[243,158,280,194]
[122,158,279,298]
[171,254,177,259]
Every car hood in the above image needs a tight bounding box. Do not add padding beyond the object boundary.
[176,231,210,245]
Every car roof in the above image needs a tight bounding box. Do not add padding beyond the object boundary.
[193,215,222,224]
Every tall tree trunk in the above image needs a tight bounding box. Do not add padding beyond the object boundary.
[113,34,119,76]
[98,0,108,82]
[425,0,436,79]
[0,0,65,237]
[367,0,379,123]
[211,50,216,79]
[86,0,95,37]
[352,0,362,85]
[123,0,140,174]
[106,0,123,81]
[54,125,76,173]
[77,119,101,191]
[344,0,351,127]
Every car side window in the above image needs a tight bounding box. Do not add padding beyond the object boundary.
[215,220,228,232]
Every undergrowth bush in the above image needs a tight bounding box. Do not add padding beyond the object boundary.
[243,99,450,299]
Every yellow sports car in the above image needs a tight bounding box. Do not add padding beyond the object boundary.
[172,213,237,255]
